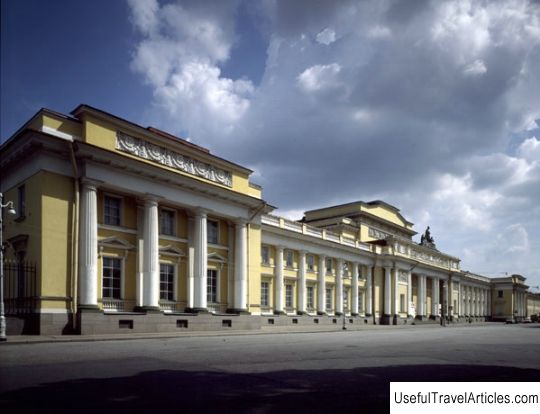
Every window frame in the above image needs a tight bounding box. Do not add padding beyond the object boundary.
[159,208,176,236]
[325,258,333,274]
[207,219,219,245]
[102,256,123,300]
[159,262,176,301]
[261,245,270,265]
[285,284,293,308]
[306,254,315,272]
[325,288,333,311]
[285,250,294,268]
[261,281,269,307]
[207,268,219,304]
[498,290,503,298]
[103,194,122,226]
[307,286,314,309]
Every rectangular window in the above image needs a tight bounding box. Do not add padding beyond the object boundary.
[261,282,269,307]
[358,292,363,312]
[343,262,349,277]
[104,195,121,226]
[261,246,270,265]
[207,220,219,244]
[160,263,175,301]
[307,286,314,309]
[285,284,293,308]
[326,258,333,274]
[160,209,175,236]
[285,250,294,268]
[102,257,121,299]
[17,185,26,219]
[343,288,349,309]
[326,288,332,310]
[307,255,315,271]
[498,290,503,298]
[400,294,406,313]
[207,269,218,303]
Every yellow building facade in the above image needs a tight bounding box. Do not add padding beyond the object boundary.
[0,105,537,335]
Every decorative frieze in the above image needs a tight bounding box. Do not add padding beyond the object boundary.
[368,226,390,240]
[116,132,233,187]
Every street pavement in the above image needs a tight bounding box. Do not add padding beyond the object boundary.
[1,323,539,413]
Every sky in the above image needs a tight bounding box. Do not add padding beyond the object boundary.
[2,0,539,288]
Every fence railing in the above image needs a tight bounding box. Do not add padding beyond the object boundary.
[3,260,38,314]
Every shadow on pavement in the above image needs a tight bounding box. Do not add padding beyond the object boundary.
[1,364,539,413]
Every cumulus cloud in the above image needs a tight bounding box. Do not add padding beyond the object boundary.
[297,63,342,92]
[128,0,540,286]
[128,0,253,140]
[316,27,336,45]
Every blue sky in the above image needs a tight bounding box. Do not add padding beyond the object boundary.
[2,0,540,287]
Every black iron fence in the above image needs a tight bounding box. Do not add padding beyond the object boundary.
[3,260,38,314]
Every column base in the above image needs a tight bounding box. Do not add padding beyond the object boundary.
[365,313,372,317]
[335,312,344,316]
[429,315,440,321]
[296,311,308,315]
[78,304,101,312]
[415,315,428,321]
[141,306,162,313]
[351,312,359,316]
[273,310,286,315]
[226,308,250,315]
[317,311,327,316]
[380,314,393,325]
[188,307,209,314]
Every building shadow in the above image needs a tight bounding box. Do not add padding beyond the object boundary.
[1,364,539,413]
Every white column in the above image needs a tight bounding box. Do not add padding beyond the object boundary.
[297,250,306,314]
[317,255,326,314]
[233,219,248,311]
[336,259,344,314]
[384,266,392,316]
[193,208,207,310]
[407,271,412,316]
[275,246,284,314]
[474,287,478,316]
[431,277,439,316]
[366,266,374,315]
[79,180,98,308]
[487,288,491,318]
[136,204,144,307]
[418,275,426,317]
[187,215,195,309]
[466,286,470,316]
[142,197,159,309]
[227,222,234,308]
[352,263,359,315]
[393,267,399,316]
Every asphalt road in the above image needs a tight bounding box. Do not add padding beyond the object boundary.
[1,324,539,413]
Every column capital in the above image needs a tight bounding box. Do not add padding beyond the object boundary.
[80,177,102,190]
[194,207,209,217]
[143,194,161,206]
[235,218,249,226]
[276,245,285,253]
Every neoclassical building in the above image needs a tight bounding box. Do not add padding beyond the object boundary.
[0,105,535,335]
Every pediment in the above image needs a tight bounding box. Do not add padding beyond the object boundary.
[159,245,185,257]
[207,252,227,262]
[98,236,135,250]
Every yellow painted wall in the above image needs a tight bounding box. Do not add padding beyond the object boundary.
[361,205,407,227]
[247,223,262,313]
[41,172,74,305]
[374,267,383,316]
[28,112,81,139]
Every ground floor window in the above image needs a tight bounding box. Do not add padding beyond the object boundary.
[207,269,218,303]
[160,263,175,301]
[358,291,363,312]
[326,288,332,311]
[307,286,314,309]
[102,257,121,299]
[343,288,349,310]
[261,281,269,307]
[285,284,293,308]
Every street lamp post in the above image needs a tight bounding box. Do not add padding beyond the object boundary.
[1,192,17,341]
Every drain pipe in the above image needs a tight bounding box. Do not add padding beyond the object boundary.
[68,143,80,331]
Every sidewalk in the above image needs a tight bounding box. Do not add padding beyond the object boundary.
[0,321,494,345]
